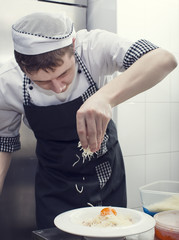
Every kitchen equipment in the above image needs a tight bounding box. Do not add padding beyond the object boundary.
[154,210,179,240]
[139,180,179,216]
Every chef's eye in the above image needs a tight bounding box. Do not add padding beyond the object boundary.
[59,68,71,78]
[60,71,68,77]
[37,80,50,85]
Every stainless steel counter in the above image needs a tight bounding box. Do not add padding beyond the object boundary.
[32,227,159,240]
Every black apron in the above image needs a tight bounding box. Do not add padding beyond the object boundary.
[23,52,127,229]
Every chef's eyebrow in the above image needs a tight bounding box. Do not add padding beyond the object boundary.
[32,68,71,82]
[33,79,52,83]
[33,79,50,83]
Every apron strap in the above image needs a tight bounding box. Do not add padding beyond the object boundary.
[23,74,31,106]
[75,51,97,87]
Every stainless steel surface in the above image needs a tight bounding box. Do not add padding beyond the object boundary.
[32,227,159,240]
[0,0,87,65]
[38,0,87,7]
[0,123,37,240]
[0,1,86,240]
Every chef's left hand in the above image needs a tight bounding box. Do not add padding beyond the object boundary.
[76,95,112,152]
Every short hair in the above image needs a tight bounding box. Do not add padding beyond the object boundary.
[14,44,74,74]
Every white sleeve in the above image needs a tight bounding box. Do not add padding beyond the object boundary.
[76,29,134,75]
[0,60,23,152]
[0,110,22,152]
[76,30,159,86]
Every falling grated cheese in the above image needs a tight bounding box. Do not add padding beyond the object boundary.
[78,141,95,162]
[75,184,84,193]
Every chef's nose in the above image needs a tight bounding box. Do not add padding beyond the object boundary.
[51,78,66,93]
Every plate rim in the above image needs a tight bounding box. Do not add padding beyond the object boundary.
[54,206,156,238]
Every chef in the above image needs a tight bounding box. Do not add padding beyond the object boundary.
[0,12,177,229]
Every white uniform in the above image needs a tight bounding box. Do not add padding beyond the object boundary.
[0,29,158,152]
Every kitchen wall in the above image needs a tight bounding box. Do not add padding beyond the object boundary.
[87,0,179,209]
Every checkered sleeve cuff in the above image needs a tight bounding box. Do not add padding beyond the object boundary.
[0,135,21,152]
[123,39,159,69]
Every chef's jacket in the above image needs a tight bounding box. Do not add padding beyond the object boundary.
[0,29,158,152]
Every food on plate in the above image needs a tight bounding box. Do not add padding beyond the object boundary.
[100,207,117,216]
[82,207,133,227]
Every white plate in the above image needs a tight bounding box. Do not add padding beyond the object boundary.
[54,206,156,239]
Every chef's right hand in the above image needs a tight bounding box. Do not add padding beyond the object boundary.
[76,94,112,152]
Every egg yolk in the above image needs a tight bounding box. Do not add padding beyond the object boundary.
[100,207,117,216]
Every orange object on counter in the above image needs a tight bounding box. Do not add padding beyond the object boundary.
[154,210,179,240]
[155,227,178,240]
[100,207,117,216]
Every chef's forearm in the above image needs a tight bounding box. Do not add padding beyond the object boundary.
[98,48,177,108]
[0,152,12,194]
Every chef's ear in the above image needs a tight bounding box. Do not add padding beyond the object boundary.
[72,38,76,49]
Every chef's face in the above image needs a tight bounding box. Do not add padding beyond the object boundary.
[25,53,76,93]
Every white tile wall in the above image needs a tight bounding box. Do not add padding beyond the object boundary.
[146,103,171,154]
[124,155,146,208]
[117,102,146,156]
[146,153,171,183]
[171,152,179,181]
[171,103,179,151]
[87,0,179,209]
[116,0,179,208]
[171,53,179,102]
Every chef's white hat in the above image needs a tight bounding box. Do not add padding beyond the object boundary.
[12,12,76,55]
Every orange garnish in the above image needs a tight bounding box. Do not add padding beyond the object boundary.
[100,207,117,216]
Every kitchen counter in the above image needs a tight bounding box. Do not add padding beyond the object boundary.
[32,227,160,240]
